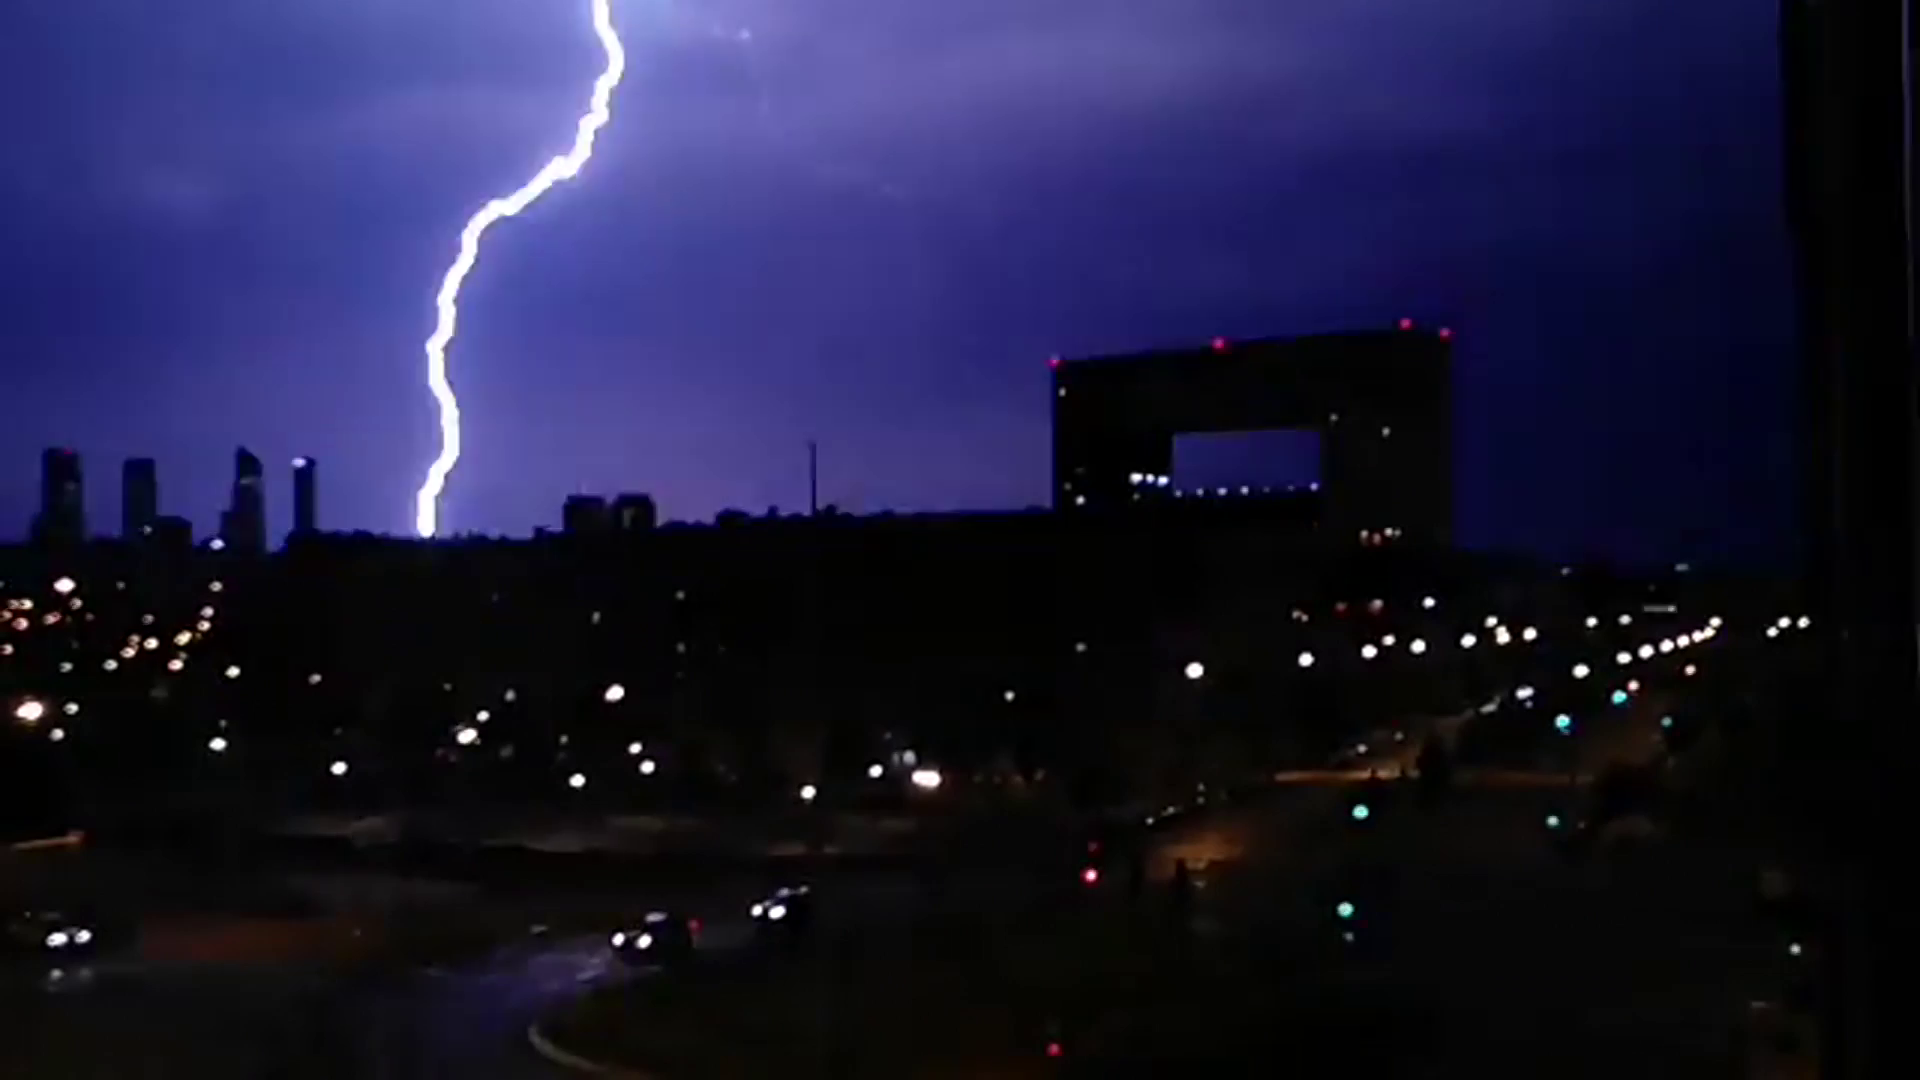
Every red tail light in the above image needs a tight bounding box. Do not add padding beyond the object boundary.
[1046,1041,1064,1058]
[1081,866,1100,885]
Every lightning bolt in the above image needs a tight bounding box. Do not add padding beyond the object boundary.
[413,0,628,538]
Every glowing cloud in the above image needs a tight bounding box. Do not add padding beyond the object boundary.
[413,0,627,537]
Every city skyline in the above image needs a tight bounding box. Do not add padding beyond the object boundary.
[0,0,1794,563]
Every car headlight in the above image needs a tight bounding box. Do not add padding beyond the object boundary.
[767,904,788,921]
[637,933,653,950]
[45,931,70,949]
[610,932,626,948]
[73,928,92,946]
[749,903,765,919]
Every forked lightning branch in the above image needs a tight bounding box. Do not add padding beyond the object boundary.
[413,0,627,537]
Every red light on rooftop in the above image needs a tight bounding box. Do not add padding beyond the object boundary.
[1081,866,1100,885]
[1437,327,1453,340]
[1397,318,1414,330]
[1047,354,1061,369]
[1211,337,1229,352]
[1046,1041,1064,1058]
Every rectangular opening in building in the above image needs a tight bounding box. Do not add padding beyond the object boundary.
[1171,429,1321,496]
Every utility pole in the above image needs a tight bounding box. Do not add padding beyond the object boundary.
[808,440,819,517]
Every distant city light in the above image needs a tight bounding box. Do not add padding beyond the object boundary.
[48,727,65,743]
[1554,714,1574,734]
[1297,650,1315,668]
[1610,689,1629,706]
[208,736,229,754]
[1421,596,1436,609]
[1184,661,1206,681]
[1545,814,1561,829]
[225,665,241,679]
[329,760,349,777]
[910,768,943,790]
[1585,616,1599,629]
[1003,689,1017,703]
[1617,614,1632,626]
[627,741,644,756]
[800,783,818,803]
[867,762,884,779]
[639,758,658,775]
[1459,633,1477,649]
[603,683,626,704]
[455,727,479,746]
[1350,803,1370,821]
[1409,638,1428,655]
[51,577,75,595]
[568,772,587,790]
[1335,900,1356,919]
[12,699,46,724]
[1359,643,1379,660]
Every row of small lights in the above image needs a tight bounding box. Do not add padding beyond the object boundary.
[9,572,1804,794]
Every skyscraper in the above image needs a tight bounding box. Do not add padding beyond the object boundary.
[122,457,158,540]
[32,448,85,545]
[222,446,266,553]
[292,456,318,536]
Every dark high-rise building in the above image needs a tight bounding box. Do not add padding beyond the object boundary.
[1050,328,1453,545]
[32,447,85,545]
[223,446,267,553]
[121,457,158,540]
[292,456,318,536]
[563,495,611,536]
[611,493,658,532]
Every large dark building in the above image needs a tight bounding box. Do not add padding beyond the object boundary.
[563,494,611,536]
[292,456,318,537]
[1051,327,1453,545]
[221,446,267,553]
[121,457,158,540]
[31,447,85,546]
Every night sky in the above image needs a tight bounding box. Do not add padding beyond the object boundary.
[0,0,1796,565]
